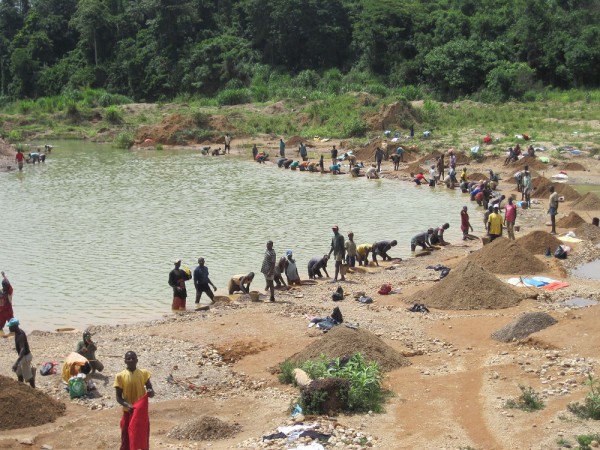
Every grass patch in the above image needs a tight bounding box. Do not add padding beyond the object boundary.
[279,353,386,414]
[568,375,600,420]
[114,132,134,149]
[504,385,545,412]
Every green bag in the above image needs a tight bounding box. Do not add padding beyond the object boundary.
[68,376,86,399]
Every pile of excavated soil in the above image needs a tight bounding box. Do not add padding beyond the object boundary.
[562,162,587,171]
[168,416,241,441]
[531,177,581,201]
[517,231,562,254]
[511,156,549,170]
[416,151,442,165]
[575,223,600,241]
[408,260,522,310]
[288,325,410,372]
[571,192,600,211]
[467,172,489,181]
[136,114,197,145]
[557,211,587,228]
[365,100,421,131]
[352,138,388,161]
[0,375,66,430]
[466,238,547,274]
[453,151,471,165]
[0,137,15,157]
[491,312,558,342]
[403,162,425,175]
[285,135,315,148]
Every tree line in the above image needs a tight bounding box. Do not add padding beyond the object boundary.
[1,0,599,103]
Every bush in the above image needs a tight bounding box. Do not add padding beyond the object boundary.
[576,434,600,450]
[343,119,368,138]
[279,353,386,414]
[568,375,600,420]
[191,110,209,127]
[104,106,123,124]
[114,132,134,149]
[216,88,252,106]
[7,130,23,142]
[504,385,545,412]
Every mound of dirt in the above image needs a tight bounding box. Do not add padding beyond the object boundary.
[214,340,272,363]
[466,238,547,274]
[366,100,421,131]
[562,162,587,171]
[531,177,581,201]
[575,223,600,241]
[288,325,410,372]
[467,172,489,182]
[0,137,15,157]
[136,114,196,145]
[556,211,586,228]
[407,260,522,310]
[517,231,562,255]
[511,156,548,170]
[453,151,471,165]
[168,416,241,441]
[403,162,425,175]
[571,192,600,211]
[491,312,557,342]
[416,151,442,165]
[352,138,388,161]
[285,135,315,148]
[0,375,66,430]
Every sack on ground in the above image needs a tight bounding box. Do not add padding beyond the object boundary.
[69,375,87,399]
[331,286,344,301]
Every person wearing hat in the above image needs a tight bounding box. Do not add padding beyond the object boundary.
[168,259,191,310]
[260,241,277,302]
[345,232,357,268]
[194,258,217,305]
[9,318,35,388]
[411,229,434,252]
[76,330,104,374]
[328,225,346,282]
[284,250,301,285]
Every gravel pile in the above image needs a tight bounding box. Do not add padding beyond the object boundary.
[571,192,600,211]
[516,230,562,254]
[288,325,410,372]
[556,211,586,228]
[491,312,558,342]
[168,416,241,441]
[407,260,522,310]
[575,223,600,241]
[562,162,587,171]
[0,375,66,430]
[466,237,547,274]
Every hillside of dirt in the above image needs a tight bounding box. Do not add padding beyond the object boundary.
[365,100,421,132]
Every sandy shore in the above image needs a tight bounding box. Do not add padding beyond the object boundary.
[1,139,600,449]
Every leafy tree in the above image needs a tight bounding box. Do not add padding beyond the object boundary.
[70,0,113,66]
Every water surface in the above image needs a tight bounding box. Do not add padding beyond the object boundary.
[0,142,474,331]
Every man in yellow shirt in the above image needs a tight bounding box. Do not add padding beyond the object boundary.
[356,244,373,266]
[487,206,503,241]
[114,351,154,450]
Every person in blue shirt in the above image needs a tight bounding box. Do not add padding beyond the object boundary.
[194,258,217,304]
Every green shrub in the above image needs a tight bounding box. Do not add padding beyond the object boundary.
[104,106,123,124]
[576,434,600,450]
[343,119,368,138]
[191,110,209,127]
[7,130,23,141]
[216,88,252,106]
[279,353,386,414]
[504,385,545,412]
[114,132,134,149]
[568,375,600,420]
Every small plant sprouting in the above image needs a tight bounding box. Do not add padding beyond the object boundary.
[504,385,545,412]
[568,375,600,420]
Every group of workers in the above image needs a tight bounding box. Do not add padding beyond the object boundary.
[13,145,52,170]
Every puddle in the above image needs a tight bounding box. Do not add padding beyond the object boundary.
[561,297,598,308]
[572,259,600,280]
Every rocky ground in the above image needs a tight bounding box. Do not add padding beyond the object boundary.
[1,136,600,449]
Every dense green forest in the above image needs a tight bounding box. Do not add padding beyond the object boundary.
[1,0,599,103]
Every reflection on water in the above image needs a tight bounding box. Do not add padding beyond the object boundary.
[572,259,600,281]
[1,141,475,330]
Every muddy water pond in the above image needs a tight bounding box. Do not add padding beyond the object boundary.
[1,141,473,331]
